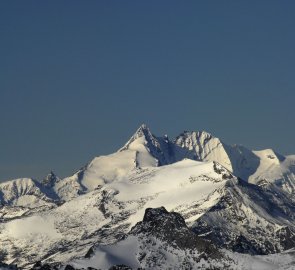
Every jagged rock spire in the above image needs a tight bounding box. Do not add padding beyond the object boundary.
[119,123,154,151]
[130,123,151,140]
[42,171,60,187]
[119,124,174,166]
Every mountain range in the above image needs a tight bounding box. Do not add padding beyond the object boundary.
[1,124,295,269]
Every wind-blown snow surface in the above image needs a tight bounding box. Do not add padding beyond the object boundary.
[1,124,295,269]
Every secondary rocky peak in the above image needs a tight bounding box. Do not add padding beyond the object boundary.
[130,207,219,255]
[174,130,215,149]
[144,206,184,226]
[173,129,232,168]
[177,129,213,138]
[42,171,60,187]
[130,207,189,239]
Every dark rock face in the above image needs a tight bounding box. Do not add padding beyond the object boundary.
[42,172,60,188]
[213,161,234,180]
[192,179,295,255]
[84,246,95,258]
[64,265,76,270]
[0,262,18,270]
[276,226,295,250]
[130,207,220,258]
[32,261,59,270]
[108,265,132,270]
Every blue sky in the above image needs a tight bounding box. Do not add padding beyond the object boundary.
[0,1,294,181]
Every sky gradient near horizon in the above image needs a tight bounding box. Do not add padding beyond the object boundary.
[1,1,294,181]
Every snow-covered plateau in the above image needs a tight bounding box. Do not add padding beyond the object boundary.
[1,124,295,269]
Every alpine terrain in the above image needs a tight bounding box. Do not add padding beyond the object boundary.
[1,124,295,269]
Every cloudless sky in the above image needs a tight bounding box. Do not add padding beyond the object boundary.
[0,1,294,181]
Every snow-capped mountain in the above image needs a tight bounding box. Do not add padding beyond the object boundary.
[173,130,295,193]
[48,124,295,199]
[119,124,295,194]
[119,124,175,166]
[0,124,295,269]
[0,178,59,223]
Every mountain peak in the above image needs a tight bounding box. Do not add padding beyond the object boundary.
[119,124,174,166]
[130,207,219,254]
[173,130,216,153]
[119,124,154,151]
[133,123,151,137]
[177,130,214,140]
[138,123,148,130]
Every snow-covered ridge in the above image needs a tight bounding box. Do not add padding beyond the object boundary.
[0,178,57,207]
[119,124,295,190]
[0,124,294,225]
[0,159,234,267]
[2,124,294,200]
[1,124,295,269]
[2,157,295,268]
[117,124,295,193]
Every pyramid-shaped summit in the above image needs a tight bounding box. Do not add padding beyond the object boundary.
[118,125,295,187]
[119,124,176,166]
[120,123,154,150]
